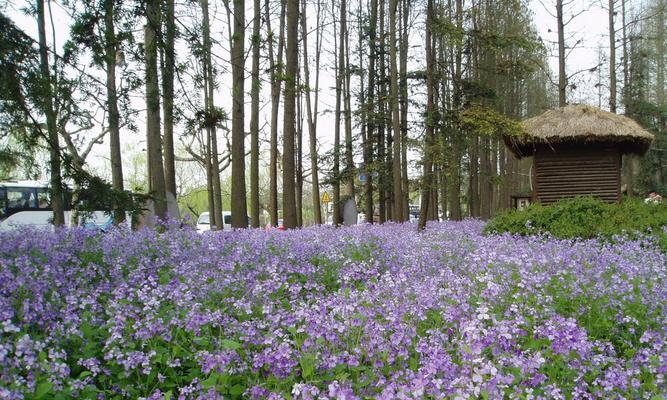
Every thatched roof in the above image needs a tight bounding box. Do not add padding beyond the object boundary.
[505,104,655,158]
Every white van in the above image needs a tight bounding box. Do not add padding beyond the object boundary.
[196,211,250,232]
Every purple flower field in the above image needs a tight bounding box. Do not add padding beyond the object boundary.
[0,221,665,399]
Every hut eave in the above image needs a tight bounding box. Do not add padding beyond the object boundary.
[504,104,655,158]
[505,134,653,158]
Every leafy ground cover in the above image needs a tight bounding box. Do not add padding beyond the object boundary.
[0,221,665,399]
[485,197,667,251]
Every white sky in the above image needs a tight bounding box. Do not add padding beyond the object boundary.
[3,0,617,190]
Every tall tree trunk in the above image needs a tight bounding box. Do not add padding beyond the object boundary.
[250,0,261,227]
[231,0,248,228]
[430,179,438,219]
[480,136,491,219]
[621,0,634,196]
[469,0,481,218]
[400,0,410,221]
[609,0,617,113]
[162,0,178,219]
[333,0,343,225]
[296,67,304,226]
[418,0,435,231]
[37,0,65,227]
[206,126,215,229]
[282,0,298,229]
[389,0,403,221]
[469,135,479,217]
[202,0,223,229]
[202,40,215,229]
[656,0,665,188]
[145,0,167,221]
[499,143,510,212]
[267,0,286,226]
[438,32,448,219]
[104,0,125,225]
[491,138,498,215]
[365,0,378,223]
[440,165,447,218]
[343,0,355,200]
[448,0,463,220]
[378,0,387,222]
[557,0,567,106]
[621,0,628,102]
[301,0,322,224]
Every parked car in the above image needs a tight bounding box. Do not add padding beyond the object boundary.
[196,211,250,232]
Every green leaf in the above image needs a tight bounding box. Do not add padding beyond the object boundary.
[81,321,95,339]
[299,353,317,379]
[335,371,349,381]
[193,337,211,347]
[229,384,245,396]
[164,390,173,400]
[159,270,172,285]
[409,355,420,371]
[34,381,53,399]
[201,375,218,389]
[221,339,241,350]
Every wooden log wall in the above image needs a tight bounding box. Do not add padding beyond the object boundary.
[534,144,621,204]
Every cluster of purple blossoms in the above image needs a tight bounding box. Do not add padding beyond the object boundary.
[0,220,665,398]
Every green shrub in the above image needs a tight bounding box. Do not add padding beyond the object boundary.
[484,197,667,250]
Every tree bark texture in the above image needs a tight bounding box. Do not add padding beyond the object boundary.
[418,0,435,231]
[343,0,355,200]
[37,0,65,227]
[557,0,567,107]
[250,0,261,227]
[301,0,322,224]
[202,0,223,229]
[282,0,298,229]
[609,0,617,113]
[104,0,125,225]
[145,0,167,220]
[231,0,248,228]
[389,0,403,221]
[333,0,343,225]
[267,0,286,226]
[162,0,178,218]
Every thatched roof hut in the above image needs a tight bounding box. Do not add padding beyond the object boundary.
[503,105,655,205]
[505,104,654,158]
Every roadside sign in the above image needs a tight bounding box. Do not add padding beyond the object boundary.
[321,192,331,204]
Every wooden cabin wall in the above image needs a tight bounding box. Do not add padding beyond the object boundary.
[534,144,621,204]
